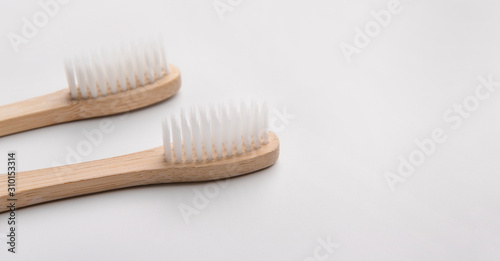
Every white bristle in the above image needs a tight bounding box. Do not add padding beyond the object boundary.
[151,40,162,80]
[162,102,270,163]
[114,47,128,92]
[124,44,137,89]
[261,103,269,144]
[75,57,89,99]
[85,54,98,98]
[190,108,204,162]
[103,48,118,94]
[162,118,171,162]
[64,37,169,99]
[232,103,243,155]
[158,36,168,75]
[211,106,224,159]
[222,105,233,157]
[180,110,193,163]
[171,115,183,163]
[64,58,78,99]
[241,103,252,152]
[144,42,156,83]
[93,50,108,96]
[251,100,260,149]
[133,42,146,87]
[201,107,213,161]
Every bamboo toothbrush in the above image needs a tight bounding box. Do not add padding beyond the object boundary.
[0,101,279,212]
[0,38,181,137]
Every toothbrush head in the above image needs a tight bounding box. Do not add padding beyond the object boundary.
[64,37,171,99]
[162,101,279,169]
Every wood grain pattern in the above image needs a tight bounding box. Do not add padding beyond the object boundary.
[0,65,181,137]
[0,132,279,212]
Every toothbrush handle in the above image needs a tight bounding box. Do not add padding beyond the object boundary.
[0,90,75,137]
[0,147,165,212]
[0,132,279,213]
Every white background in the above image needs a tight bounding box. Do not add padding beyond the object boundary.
[1,0,500,260]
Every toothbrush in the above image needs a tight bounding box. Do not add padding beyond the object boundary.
[0,101,279,212]
[0,38,181,137]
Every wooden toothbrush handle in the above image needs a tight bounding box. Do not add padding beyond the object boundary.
[0,147,165,212]
[0,132,280,212]
[0,90,76,137]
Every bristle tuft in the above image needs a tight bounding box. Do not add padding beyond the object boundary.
[162,101,270,163]
[64,37,168,99]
